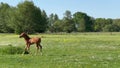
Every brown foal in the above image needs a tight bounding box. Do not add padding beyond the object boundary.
[19,32,42,55]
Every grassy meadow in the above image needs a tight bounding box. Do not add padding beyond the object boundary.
[0,33,120,68]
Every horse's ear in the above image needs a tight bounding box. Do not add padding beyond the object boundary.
[22,32,25,34]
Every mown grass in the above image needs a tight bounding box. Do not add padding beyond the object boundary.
[0,33,120,68]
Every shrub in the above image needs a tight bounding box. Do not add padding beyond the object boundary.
[0,45,24,55]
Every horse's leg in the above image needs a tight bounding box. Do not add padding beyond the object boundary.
[36,44,39,55]
[39,44,42,53]
[24,43,30,54]
[36,43,42,55]
[27,44,30,53]
[22,45,29,55]
[39,44,42,55]
[25,46,27,51]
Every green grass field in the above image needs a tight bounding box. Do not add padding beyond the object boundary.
[0,33,120,68]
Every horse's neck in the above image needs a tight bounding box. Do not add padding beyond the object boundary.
[24,35,31,41]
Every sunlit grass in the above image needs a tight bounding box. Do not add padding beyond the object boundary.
[0,33,120,68]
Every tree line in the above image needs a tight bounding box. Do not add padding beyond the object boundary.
[0,1,120,34]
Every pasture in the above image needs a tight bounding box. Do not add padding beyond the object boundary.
[0,33,120,68]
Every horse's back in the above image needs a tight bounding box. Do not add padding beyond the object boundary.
[29,37,41,44]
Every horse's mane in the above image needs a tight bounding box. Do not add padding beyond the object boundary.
[24,33,30,40]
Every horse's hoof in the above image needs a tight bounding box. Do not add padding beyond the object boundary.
[24,51,29,54]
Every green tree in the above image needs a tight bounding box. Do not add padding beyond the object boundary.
[103,24,119,32]
[112,19,120,31]
[40,10,48,32]
[9,1,46,34]
[63,19,76,33]
[48,13,59,32]
[54,14,59,21]
[63,10,76,33]
[94,18,112,32]
[63,10,72,20]
[73,12,93,32]
[113,19,120,27]
[0,2,13,33]
[52,20,63,32]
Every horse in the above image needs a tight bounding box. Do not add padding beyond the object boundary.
[19,32,42,55]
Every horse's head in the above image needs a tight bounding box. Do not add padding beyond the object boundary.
[19,32,26,38]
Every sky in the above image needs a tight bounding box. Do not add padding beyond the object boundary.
[0,0,120,19]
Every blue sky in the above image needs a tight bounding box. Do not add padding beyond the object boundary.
[0,0,120,19]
